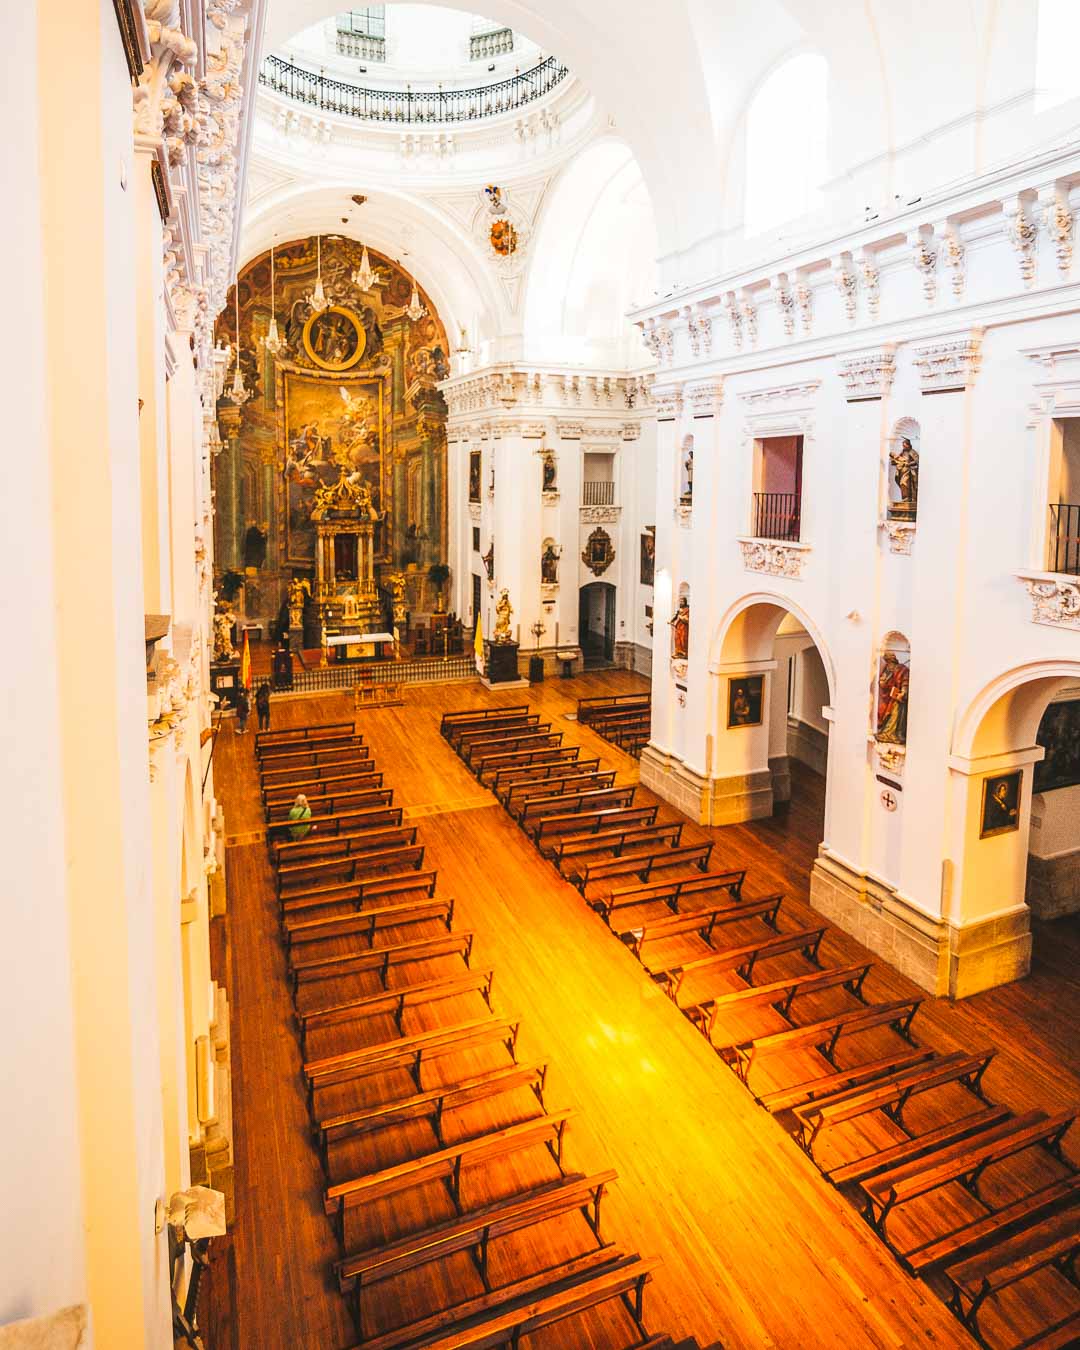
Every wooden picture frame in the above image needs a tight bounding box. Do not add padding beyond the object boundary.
[1033,698,1080,793]
[727,675,764,729]
[979,770,1022,838]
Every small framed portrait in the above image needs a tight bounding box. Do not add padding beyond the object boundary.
[727,674,764,729]
[979,770,1022,839]
[640,529,655,586]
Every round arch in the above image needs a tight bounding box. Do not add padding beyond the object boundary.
[953,660,1080,761]
[710,588,837,706]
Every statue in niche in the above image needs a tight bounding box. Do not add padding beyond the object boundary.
[213,608,238,662]
[680,436,694,504]
[876,650,911,744]
[482,542,494,581]
[669,595,690,662]
[888,438,919,520]
[287,577,310,630]
[541,543,560,584]
[493,588,514,643]
[542,452,557,493]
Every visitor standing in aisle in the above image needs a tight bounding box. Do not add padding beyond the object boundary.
[255,681,271,732]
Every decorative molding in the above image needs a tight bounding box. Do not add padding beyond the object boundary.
[621,421,642,440]
[857,253,880,318]
[468,502,481,522]
[580,504,621,523]
[837,347,895,402]
[913,332,983,393]
[671,659,688,682]
[740,296,758,347]
[521,422,545,438]
[794,282,813,335]
[737,537,811,578]
[1016,571,1080,629]
[686,379,723,418]
[555,420,582,439]
[1044,193,1074,279]
[832,257,858,321]
[723,292,743,350]
[581,527,615,576]
[653,386,684,423]
[909,229,938,303]
[875,743,906,774]
[739,380,820,408]
[1004,195,1040,287]
[882,520,916,554]
[941,223,966,298]
[686,307,713,359]
[773,275,795,336]
[674,503,692,528]
[541,489,560,506]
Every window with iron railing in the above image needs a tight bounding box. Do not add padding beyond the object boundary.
[582,481,615,507]
[752,492,801,541]
[1048,502,1080,575]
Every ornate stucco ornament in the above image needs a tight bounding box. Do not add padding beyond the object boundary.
[837,349,895,402]
[1004,196,1040,287]
[1016,572,1080,629]
[909,229,939,303]
[738,538,809,579]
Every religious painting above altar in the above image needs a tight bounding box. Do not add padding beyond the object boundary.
[212,235,451,636]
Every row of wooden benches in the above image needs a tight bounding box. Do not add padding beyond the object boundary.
[260,715,674,1349]
[576,692,652,759]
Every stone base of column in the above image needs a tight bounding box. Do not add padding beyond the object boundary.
[810,849,1031,998]
[640,744,773,825]
[769,754,791,805]
[614,640,652,676]
[1026,847,1080,920]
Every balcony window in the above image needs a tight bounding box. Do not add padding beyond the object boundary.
[752,435,803,541]
[1047,417,1080,574]
[583,481,615,506]
[583,450,615,507]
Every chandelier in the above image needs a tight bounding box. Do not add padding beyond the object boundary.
[307,234,330,314]
[227,276,252,406]
[405,278,427,323]
[261,241,283,356]
[351,244,379,291]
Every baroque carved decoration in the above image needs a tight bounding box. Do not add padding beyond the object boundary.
[741,297,758,347]
[941,224,966,297]
[1004,197,1040,287]
[724,293,743,350]
[794,282,813,335]
[579,505,621,524]
[882,520,916,554]
[773,276,795,336]
[875,743,906,774]
[686,379,723,418]
[913,334,983,393]
[738,538,809,578]
[1045,197,1075,279]
[581,527,615,576]
[653,387,684,423]
[739,381,821,408]
[858,254,880,318]
[1016,572,1080,629]
[838,349,895,402]
[674,503,692,528]
[910,231,938,303]
[832,258,858,321]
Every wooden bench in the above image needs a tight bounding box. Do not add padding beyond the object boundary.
[452,716,540,750]
[272,822,415,867]
[724,997,922,1085]
[256,720,355,750]
[322,1108,572,1240]
[464,730,563,767]
[577,693,651,723]
[617,894,784,966]
[791,1048,996,1157]
[276,844,426,900]
[259,736,367,766]
[474,746,581,780]
[504,771,616,806]
[759,1046,937,1115]
[598,869,746,919]
[305,1013,522,1111]
[663,927,825,1010]
[335,1168,617,1338]
[441,705,530,735]
[297,968,494,1056]
[266,802,401,843]
[282,879,442,948]
[314,1061,548,1170]
[697,962,871,1042]
[289,925,468,999]
[550,822,685,872]
[826,1106,1013,1188]
[532,804,658,844]
[517,785,636,825]
[567,840,714,895]
[349,1248,658,1350]
[491,757,601,795]
[260,750,373,786]
[945,1202,1080,1341]
[859,1108,1078,1243]
[262,766,384,803]
[584,709,652,735]
[265,787,393,824]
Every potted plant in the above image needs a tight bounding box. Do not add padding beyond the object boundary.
[428,562,451,614]
[219,568,245,603]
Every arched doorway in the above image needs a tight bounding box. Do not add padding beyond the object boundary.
[579,582,616,668]
[709,595,835,844]
[949,661,1080,988]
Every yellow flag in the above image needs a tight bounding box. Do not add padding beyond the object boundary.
[473,613,484,667]
[240,630,252,688]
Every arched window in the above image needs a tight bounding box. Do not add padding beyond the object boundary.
[1036,0,1080,112]
[744,53,828,236]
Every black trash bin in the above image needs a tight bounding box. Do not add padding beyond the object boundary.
[528,655,545,683]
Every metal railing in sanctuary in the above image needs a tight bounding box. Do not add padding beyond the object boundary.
[752,491,802,542]
[282,654,476,694]
[1048,502,1080,576]
[258,52,570,124]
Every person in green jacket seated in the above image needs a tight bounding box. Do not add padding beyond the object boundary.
[288,793,312,840]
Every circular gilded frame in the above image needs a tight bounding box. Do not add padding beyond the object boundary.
[302,305,366,372]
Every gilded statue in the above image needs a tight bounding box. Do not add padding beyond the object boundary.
[287,577,310,629]
[876,651,910,745]
[889,437,919,520]
[212,608,238,662]
[493,589,514,644]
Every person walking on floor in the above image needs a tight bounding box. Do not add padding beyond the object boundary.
[235,685,250,735]
[255,681,271,732]
[288,793,312,840]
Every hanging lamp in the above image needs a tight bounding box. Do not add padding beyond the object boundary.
[405,277,427,322]
[227,277,252,405]
[351,244,378,291]
[262,241,283,355]
[307,234,330,313]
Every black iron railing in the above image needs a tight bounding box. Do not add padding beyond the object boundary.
[258,52,570,124]
[582,481,615,506]
[283,654,475,694]
[752,492,801,542]
[1049,502,1080,575]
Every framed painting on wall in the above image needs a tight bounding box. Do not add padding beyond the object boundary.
[1033,698,1080,793]
[980,770,1022,838]
[727,675,764,729]
[640,528,655,585]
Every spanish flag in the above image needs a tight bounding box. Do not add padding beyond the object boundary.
[473,612,484,674]
[240,630,252,689]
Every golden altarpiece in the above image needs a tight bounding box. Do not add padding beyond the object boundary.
[211,235,449,643]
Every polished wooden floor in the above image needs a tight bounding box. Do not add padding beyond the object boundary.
[204,670,1080,1349]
